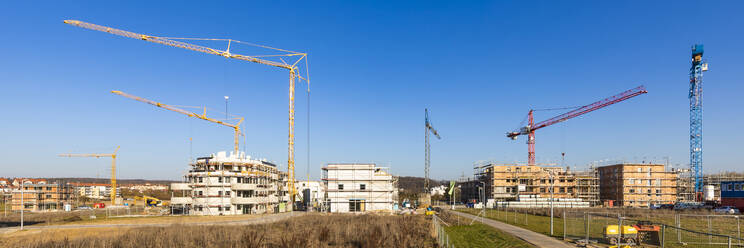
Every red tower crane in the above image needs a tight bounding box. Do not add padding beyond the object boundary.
[507,85,648,165]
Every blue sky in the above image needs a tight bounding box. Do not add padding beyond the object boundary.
[1,1,743,180]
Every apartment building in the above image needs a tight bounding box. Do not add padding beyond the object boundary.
[69,182,117,200]
[171,151,287,215]
[598,163,678,208]
[11,183,74,211]
[322,163,395,213]
[478,164,593,199]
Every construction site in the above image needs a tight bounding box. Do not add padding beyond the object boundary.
[2,2,744,248]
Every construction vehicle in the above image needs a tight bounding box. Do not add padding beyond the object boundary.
[632,221,661,245]
[603,225,638,245]
[425,206,436,216]
[135,196,165,207]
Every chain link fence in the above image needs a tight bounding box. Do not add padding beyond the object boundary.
[432,214,456,248]
[459,207,744,247]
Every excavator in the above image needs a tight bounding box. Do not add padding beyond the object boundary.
[134,196,165,207]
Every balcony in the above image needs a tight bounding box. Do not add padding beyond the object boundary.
[230,183,257,190]
[171,183,191,190]
[231,197,265,205]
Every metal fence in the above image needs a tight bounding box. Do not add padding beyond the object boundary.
[460,207,744,247]
[432,214,456,248]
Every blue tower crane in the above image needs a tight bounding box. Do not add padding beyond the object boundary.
[690,44,708,196]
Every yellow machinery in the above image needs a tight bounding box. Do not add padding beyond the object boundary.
[64,20,310,202]
[603,225,639,245]
[134,196,164,207]
[59,146,120,206]
[111,90,244,155]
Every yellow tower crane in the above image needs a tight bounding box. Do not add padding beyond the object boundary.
[111,90,244,155]
[64,20,308,202]
[59,146,120,206]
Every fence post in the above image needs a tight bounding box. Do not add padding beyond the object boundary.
[661,224,665,248]
[618,214,623,246]
[709,216,712,244]
[738,216,741,246]
[677,214,681,243]
[563,210,566,240]
[585,213,590,244]
[728,236,732,248]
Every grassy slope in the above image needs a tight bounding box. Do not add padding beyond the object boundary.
[445,223,535,248]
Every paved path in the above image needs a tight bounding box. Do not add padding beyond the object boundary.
[0,211,304,234]
[449,210,574,248]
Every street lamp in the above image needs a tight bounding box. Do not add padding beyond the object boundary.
[542,168,555,236]
[224,96,229,121]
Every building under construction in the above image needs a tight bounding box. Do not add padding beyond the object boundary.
[462,162,599,206]
[597,163,678,208]
[171,151,290,215]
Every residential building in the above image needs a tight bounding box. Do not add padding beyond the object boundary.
[11,183,74,211]
[69,183,117,200]
[322,163,395,213]
[170,151,285,215]
[474,163,599,203]
[597,163,678,208]
[430,185,447,196]
[122,183,168,192]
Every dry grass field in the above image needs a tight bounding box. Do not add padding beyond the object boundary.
[1,213,437,248]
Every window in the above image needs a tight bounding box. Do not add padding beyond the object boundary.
[647,189,652,193]
[629,178,635,184]
[541,179,546,184]
[568,187,573,193]
[226,191,231,196]
[638,168,642,173]
[349,200,363,212]
[218,191,223,196]
[647,180,652,186]
[630,189,635,193]
[225,206,230,211]
[237,177,242,183]
[218,206,222,211]
[560,179,565,183]
[46,187,52,191]
[218,177,223,183]
[338,184,344,190]
[727,184,733,191]
[656,179,661,186]
[360,184,366,190]
[198,177,203,183]
[46,194,52,199]
[506,187,511,193]
[559,188,565,193]
[540,188,546,193]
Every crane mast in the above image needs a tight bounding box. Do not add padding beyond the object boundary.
[64,20,308,202]
[507,86,648,165]
[59,146,120,206]
[424,109,441,192]
[690,44,707,195]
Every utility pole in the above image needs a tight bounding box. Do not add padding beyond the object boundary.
[20,186,24,230]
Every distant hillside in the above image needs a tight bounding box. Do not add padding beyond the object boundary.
[43,178,177,185]
[397,176,448,194]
